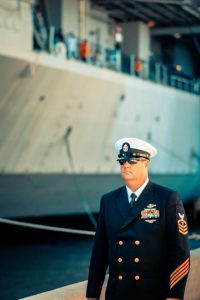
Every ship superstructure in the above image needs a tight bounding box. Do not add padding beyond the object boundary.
[0,0,200,218]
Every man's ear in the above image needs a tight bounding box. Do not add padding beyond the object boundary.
[145,160,150,168]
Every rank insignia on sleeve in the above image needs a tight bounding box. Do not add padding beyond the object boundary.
[177,213,188,235]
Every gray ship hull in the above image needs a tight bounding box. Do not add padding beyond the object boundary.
[0,173,199,218]
[0,52,200,219]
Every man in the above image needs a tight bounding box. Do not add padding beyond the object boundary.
[86,137,190,300]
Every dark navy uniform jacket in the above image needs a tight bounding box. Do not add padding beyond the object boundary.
[86,181,190,300]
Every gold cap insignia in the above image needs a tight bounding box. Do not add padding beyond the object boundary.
[122,143,129,152]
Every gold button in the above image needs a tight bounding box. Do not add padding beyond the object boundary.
[118,275,123,280]
[134,258,140,263]
[135,275,140,280]
[118,258,123,263]
[119,240,124,245]
[135,240,140,245]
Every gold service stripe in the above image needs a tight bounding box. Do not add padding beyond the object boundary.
[170,261,189,282]
[170,263,189,285]
[170,258,189,278]
[170,268,189,289]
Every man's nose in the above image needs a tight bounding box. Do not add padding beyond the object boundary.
[123,161,130,167]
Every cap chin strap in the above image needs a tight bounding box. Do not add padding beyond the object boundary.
[118,153,150,161]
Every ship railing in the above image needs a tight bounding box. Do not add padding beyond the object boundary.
[52,37,200,95]
[170,75,200,94]
[31,2,200,96]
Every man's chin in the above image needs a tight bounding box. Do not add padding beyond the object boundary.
[121,174,134,180]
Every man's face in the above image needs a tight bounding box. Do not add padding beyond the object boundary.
[120,159,149,183]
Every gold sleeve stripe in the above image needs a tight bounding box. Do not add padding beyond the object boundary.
[170,259,189,281]
[170,267,189,289]
[170,264,189,285]
[170,258,189,278]
[171,262,189,281]
[170,258,190,289]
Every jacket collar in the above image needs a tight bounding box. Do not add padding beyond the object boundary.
[116,181,155,230]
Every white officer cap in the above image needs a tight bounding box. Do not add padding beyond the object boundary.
[115,137,157,160]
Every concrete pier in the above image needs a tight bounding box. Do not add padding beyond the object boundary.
[20,248,200,300]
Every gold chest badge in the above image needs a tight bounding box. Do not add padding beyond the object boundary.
[141,203,160,223]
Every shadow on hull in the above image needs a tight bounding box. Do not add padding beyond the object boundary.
[0,173,200,218]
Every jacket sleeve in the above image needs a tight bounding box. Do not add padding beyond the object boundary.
[86,196,109,298]
[166,192,190,299]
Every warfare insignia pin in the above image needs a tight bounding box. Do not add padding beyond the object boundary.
[147,203,156,209]
[177,213,188,235]
[144,219,157,224]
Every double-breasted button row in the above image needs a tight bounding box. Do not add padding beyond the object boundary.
[118,275,140,281]
[117,257,140,263]
[118,240,141,245]
[135,240,140,245]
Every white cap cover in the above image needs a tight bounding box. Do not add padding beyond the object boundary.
[115,137,157,159]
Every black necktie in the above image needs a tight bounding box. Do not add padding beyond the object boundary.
[130,193,137,207]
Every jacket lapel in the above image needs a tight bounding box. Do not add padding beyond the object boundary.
[120,181,155,230]
[116,186,133,220]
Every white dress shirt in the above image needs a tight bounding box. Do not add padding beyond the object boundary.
[126,177,149,203]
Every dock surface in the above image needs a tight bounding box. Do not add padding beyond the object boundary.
[21,248,200,300]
